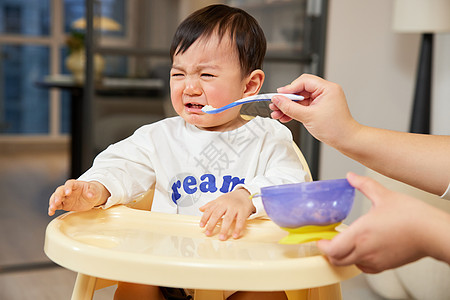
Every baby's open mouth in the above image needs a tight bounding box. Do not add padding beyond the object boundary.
[186,103,205,109]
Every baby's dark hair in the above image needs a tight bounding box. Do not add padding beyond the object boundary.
[170,4,266,77]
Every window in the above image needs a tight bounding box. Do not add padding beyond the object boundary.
[0,0,127,137]
[0,0,52,135]
[0,1,50,36]
[1,45,50,134]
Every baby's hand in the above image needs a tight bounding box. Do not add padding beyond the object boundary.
[48,180,110,216]
[199,188,255,241]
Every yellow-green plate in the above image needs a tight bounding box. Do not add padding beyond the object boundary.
[279,222,340,244]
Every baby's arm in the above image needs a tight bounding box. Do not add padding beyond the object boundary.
[199,188,255,241]
[48,180,111,216]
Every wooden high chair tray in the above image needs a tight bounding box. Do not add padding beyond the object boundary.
[44,205,359,291]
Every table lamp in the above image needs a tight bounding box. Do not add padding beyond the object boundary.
[392,0,450,134]
[66,16,122,83]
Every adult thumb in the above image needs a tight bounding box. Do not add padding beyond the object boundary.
[346,172,385,207]
[272,95,305,122]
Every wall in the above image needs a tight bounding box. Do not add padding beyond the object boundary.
[322,0,450,222]
[433,34,450,135]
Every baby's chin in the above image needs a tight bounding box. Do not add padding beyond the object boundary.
[182,114,216,129]
[180,109,245,131]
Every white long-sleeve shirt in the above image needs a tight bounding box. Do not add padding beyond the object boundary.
[79,116,306,217]
[442,183,450,200]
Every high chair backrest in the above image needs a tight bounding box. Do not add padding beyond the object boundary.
[292,141,312,182]
[241,114,312,182]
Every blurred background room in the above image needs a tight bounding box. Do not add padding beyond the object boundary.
[0,0,449,299]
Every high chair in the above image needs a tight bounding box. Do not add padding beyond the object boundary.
[44,133,359,300]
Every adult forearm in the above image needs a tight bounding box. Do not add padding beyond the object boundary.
[417,205,450,264]
[336,126,450,196]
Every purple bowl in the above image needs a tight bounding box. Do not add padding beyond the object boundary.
[261,179,355,228]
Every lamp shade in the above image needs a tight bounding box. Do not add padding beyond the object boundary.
[393,0,450,33]
[72,16,122,32]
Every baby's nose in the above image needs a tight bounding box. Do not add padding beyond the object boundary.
[183,78,202,95]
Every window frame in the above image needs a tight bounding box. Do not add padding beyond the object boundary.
[0,0,134,142]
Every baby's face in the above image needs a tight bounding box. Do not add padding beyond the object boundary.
[170,34,248,131]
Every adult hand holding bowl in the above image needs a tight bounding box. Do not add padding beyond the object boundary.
[260,179,355,244]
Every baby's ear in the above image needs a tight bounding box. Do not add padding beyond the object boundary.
[243,69,265,97]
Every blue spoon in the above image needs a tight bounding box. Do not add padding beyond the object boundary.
[201,93,304,114]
